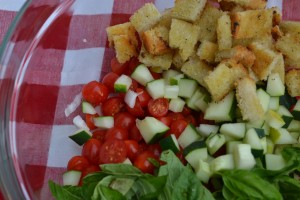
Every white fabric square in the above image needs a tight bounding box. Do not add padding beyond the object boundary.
[47,125,82,167]
[155,0,174,12]
[0,0,26,11]
[60,47,104,85]
[267,0,283,12]
[72,0,113,15]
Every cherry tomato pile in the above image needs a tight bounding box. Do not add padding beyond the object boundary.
[67,56,213,185]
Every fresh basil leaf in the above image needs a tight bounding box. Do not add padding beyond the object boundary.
[100,164,143,176]
[221,170,282,200]
[82,171,108,185]
[92,184,126,200]
[81,182,98,200]
[277,176,300,200]
[222,186,239,200]
[281,147,300,164]
[48,180,82,200]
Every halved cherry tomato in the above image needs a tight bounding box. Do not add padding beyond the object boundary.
[79,165,100,186]
[129,124,143,142]
[169,119,188,138]
[114,112,136,130]
[138,141,149,155]
[157,116,172,127]
[82,81,109,105]
[102,72,119,92]
[67,156,90,171]
[136,88,151,107]
[150,70,162,80]
[100,139,127,164]
[134,150,157,174]
[82,139,102,165]
[105,127,128,141]
[124,140,140,161]
[126,99,145,117]
[111,57,129,75]
[147,143,162,158]
[129,79,139,91]
[85,114,99,130]
[147,98,169,118]
[102,97,125,116]
[186,114,197,126]
[92,129,107,143]
[125,57,140,75]
[182,106,192,115]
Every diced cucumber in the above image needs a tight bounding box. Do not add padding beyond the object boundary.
[131,64,154,86]
[93,116,114,129]
[287,120,300,132]
[277,105,293,128]
[265,154,286,170]
[292,99,300,120]
[183,140,208,168]
[164,85,179,99]
[195,160,212,183]
[82,101,96,115]
[226,141,242,154]
[220,123,246,140]
[266,137,275,154]
[232,144,256,170]
[265,110,285,129]
[122,158,132,165]
[159,134,180,153]
[194,94,210,112]
[243,128,264,158]
[169,98,185,112]
[210,154,235,173]
[163,69,181,85]
[136,117,169,144]
[186,88,205,111]
[245,119,264,130]
[261,121,270,136]
[178,124,202,148]
[270,128,298,144]
[69,129,92,146]
[268,96,280,110]
[170,74,185,85]
[205,133,226,155]
[274,144,292,155]
[290,132,300,140]
[63,170,81,186]
[256,88,270,112]
[197,124,219,138]
[146,79,165,99]
[114,74,132,92]
[204,91,236,122]
[178,79,198,98]
[266,73,285,96]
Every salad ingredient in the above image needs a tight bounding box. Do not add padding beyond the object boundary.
[62,170,82,186]
[147,98,169,118]
[101,96,125,117]
[101,72,119,92]
[82,81,109,105]
[114,112,135,130]
[130,64,154,86]
[159,134,180,154]
[82,138,102,165]
[114,74,132,93]
[93,116,114,129]
[67,156,90,171]
[68,129,92,146]
[72,115,89,130]
[105,127,128,141]
[99,139,127,164]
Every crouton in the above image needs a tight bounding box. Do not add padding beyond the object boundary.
[204,59,247,101]
[285,69,300,97]
[141,26,170,55]
[196,40,218,63]
[171,0,207,22]
[113,35,138,64]
[248,42,278,80]
[279,21,300,35]
[106,22,138,47]
[138,46,173,70]
[235,77,265,122]
[172,51,185,69]
[271,7,282,26]
[219,0,267,10]
[219,1,245,12]
[194,4,223,42]
[270,53,285,83]
[156,9,173,29]
[217,13,232,50]
[181,56,213,87]
[232,36,274,49]
[215,45,255,68]
[272,25,283,41]
[130,3,161,33]
[231,8,273,40]
[169,19,200,61]
[276,34,300,68]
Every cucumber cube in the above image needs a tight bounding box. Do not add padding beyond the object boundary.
[256,88,270,112]
[146,79,165,99]
[270,128,297,145]
[114,75,132,92]
[266,73,285,96]
[195,160,212,183]
[164,85,179,99]
[265,154,286,170]
[178,124,202,148]
[169,98,185,112]
[210,154,234,173]
[69,129,92,146]
[178,79,198,98]
[232,144,256,170]
[220,123,246,140]
[131,64,154,86]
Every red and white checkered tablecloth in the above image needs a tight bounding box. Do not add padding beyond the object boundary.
[0,0,299,199]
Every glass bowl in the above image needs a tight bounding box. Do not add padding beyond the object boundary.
[0,0,298,199]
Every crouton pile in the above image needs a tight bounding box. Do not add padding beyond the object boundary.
[106,0,300,122]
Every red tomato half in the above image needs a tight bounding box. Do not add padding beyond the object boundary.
[67,156,90,171]
[82,81,109,105]
[80,165,100,186]
[85,114,98,130]
[125,57,140,75]
[147,143,162,158]
[147,98,169,118]
[114,112,136,130]
[157,116,172,127]
[102,97,125,116]
[136,88,151,107]
[129,124,143,142]
[124,140,140,161]
[102,72,119,92]
[111,57,129,75]
[82,139,102,165]
[100,139,127,164]
[134,150,157,174]
[168,112,185,121]
[105,127,129,141]
[92,129,107,143]
[126,99,145,117]
[169,119,188,138]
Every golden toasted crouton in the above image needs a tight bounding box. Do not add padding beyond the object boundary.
[138,46,173,70]
[194,4,223,42]
[156,9,173,29]
[172,51,185,69]
[248,42,278,80]
[113,35,138,64]
[270,53,285,83]
[271,7,282,26]
[272,25,283,41]
[106,22,138,47]
[235,77,265,122]
[171,0,207,22]
[129,3,161,33]
[219,0,267,10]
[169,19,200,61]
[219,1,245,12]
[204,59,247,101]
[276,34,300,68]
[232,35,274,49]
[215,45,256,68]
[217,13,232,50]
[141,26,170,56]
[181,56,213,87]
[196,40,218,63]
[285,69,300,97]
[231,8,273,40]
[279,21,300,35]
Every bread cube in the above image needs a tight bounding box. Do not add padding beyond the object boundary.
[106,22,138,47]
[217,13,232,50]
[276,34,300,68]
[171,0,207,22]
[279,21,300,35]
[113,35,138,64]
[142,26,170,55]
[286,69,300,97]
[219,0,267,10]
[196,40,218,63]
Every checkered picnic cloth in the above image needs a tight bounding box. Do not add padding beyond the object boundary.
[0,0,298,199]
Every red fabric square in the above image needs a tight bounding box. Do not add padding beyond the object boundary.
[0,10,17,44]
[112,0,155,14]
[16,84,59,124]
[24,164,46,191]
[283,0,300,21]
